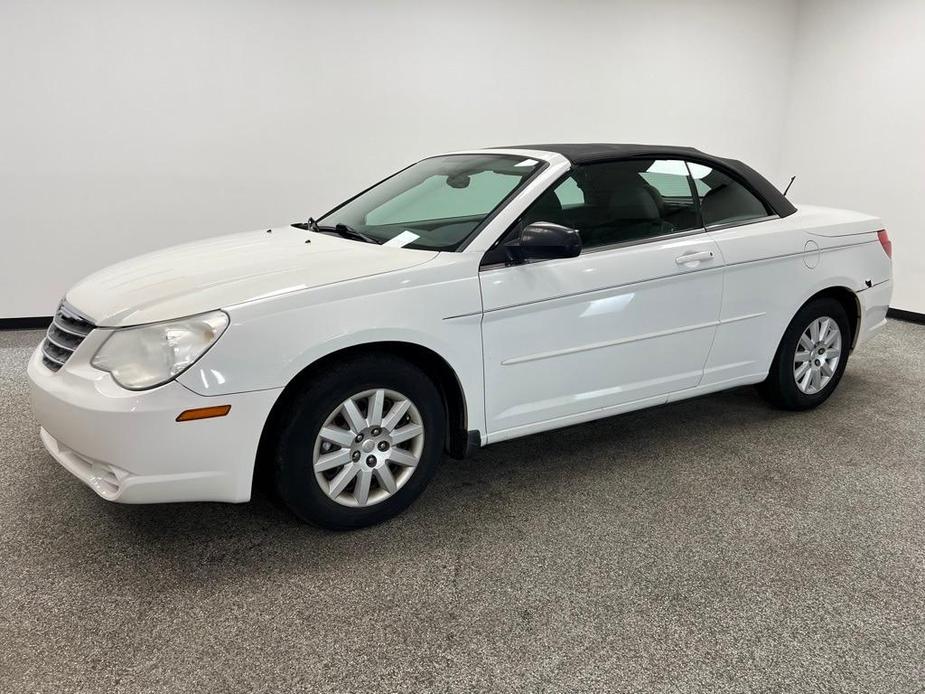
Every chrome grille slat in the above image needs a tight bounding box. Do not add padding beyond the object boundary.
[41,302,95,373]
[47,323,83,349]
[52,315,91,337]
[41,343,66,366]
[55,311,94,336]
[44,330,78,352]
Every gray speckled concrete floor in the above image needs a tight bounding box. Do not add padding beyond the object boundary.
[1,322,923,693]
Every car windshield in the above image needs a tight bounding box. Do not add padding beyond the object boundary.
[317,154,544,251]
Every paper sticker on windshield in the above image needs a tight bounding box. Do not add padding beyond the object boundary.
[384,230,420,248]
[515,158,538,167]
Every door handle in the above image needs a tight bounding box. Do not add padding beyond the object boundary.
[675,250,715,265]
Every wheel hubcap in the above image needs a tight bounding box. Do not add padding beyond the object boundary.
[312,388,425,508]
[793,316,842,395]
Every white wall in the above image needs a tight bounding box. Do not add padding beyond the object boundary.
[0,0,799,318]
[781,0,925,313]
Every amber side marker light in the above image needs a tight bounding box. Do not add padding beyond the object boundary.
[176,405,231,422]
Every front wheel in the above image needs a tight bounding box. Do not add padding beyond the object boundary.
[272,354,446,529]
[758,297,851,411]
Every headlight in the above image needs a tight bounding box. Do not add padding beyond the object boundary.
[91,311,229,390]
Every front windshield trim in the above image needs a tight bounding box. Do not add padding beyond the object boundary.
[316,153,549,252]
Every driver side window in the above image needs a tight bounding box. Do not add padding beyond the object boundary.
[520,159,700,250]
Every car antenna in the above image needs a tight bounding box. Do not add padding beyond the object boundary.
[783,175,796,197]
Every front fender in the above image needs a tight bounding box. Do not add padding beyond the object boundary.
[177,253,486,435]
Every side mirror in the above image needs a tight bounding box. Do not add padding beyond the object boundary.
[505,222,582,264]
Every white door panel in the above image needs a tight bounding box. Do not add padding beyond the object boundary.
[480,234,723,435]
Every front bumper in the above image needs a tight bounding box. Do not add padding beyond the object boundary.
[27,342,281,504]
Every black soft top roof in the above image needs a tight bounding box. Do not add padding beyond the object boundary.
[500,143,796,218]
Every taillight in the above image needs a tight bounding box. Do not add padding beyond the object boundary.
[877,229,892,258]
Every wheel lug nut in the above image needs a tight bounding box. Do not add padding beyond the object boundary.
[355,434,364,442]
[352,451,361,461]
[366,455,377,467]
[378,441,389,451]
[371,427,381,436]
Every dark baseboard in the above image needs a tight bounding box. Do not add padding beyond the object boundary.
[0,316,52,331]
[887,308,925,325]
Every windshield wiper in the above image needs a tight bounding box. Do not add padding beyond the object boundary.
[322,223,381,244]
[291,218,380,244]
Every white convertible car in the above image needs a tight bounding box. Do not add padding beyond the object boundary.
[29,144,893,528]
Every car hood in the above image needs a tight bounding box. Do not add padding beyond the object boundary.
[66,228,439,327]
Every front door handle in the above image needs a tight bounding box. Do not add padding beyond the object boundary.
[676,250,715,265]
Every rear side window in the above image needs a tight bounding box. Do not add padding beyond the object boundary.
[687,162,770,227]
[519,159,700,250]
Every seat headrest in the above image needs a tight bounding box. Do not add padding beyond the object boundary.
[608,186,660,220]
[700,183,765,222]
[523,190,563,225]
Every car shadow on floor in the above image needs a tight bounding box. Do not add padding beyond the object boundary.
[66,378,855,588]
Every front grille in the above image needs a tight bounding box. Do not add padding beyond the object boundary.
[41,303,95,372]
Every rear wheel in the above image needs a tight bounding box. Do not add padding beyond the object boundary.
[272,354,445,529]
[759,297,851,410]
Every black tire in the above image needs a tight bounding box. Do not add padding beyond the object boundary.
[758,297,852,411]
[272,354,445,529]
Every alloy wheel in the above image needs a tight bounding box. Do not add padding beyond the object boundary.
[793,316,842,395]
[312,389,425,507]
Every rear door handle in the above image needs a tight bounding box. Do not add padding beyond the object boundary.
[675,250,715,265]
